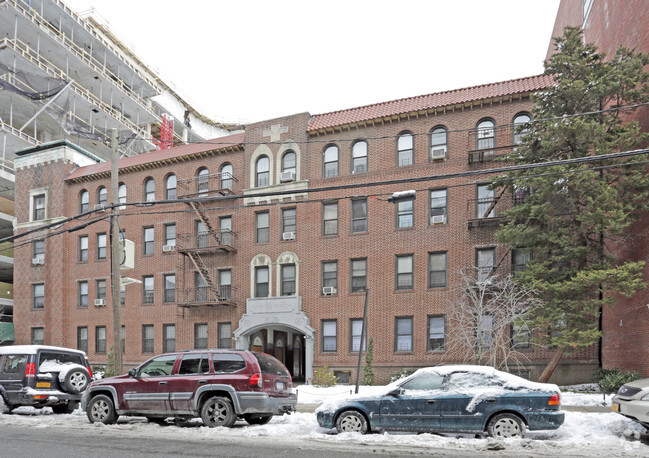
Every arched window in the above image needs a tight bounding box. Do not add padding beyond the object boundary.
[97,186,107,206]
[397,132,414,167]
[323,145,338,178]
[144,178,155,202]
[430,127,448,160]
[197,168,209,196]
[352,140,368,173]
[513,113,532,145]
[79,190,89,213]
[220,163,233,191]
[165,174,177,200]
[476,119,495,150]
[256,156,270,187]
[282,151,296,175]
[118,183,126,209]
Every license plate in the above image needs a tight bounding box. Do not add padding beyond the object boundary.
[611,403,619,412]
[276,382,285,391]
[36,382,51,388]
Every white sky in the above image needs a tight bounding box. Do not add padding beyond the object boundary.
[63,0,561,125]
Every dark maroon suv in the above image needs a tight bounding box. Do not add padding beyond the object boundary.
[81,349,296,426]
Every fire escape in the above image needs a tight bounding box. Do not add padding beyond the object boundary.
[176,172,238,307]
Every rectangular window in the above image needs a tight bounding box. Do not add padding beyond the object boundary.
[196,221,208,248]
[79,281,88,307]
[32,240,45,262]
[96,279,106,300]
[512,248,531,273]
[31,327,44,345]
[77,326,88,353]
[428,252,447,288]
[511,323,531,349]
[322,261,338,293]
[143,226,154,255]
[476,247,496,282]
[219,216,233,246]
[427,315,445,351]
[323,202,338,236]
[32,283,44,309]
[142,325,154,353]
[351,258,367,292]
[430,189,448,224]
[163,274,175,303]
[163,324,176,353]
[350,319,366,352]
[477,184,496,218]
[351,198,367,233]
[97,233,107,260]
[281,264,296,296]
[219,269,232,300]
[282,208,296,238]
[143,276,154,304]
[322,320,337,352]
[164,223,176,247]
[79,235,88,262]
[95,326,106,353]
[397,198,414,228]
[32,194,45,221]
[195,272,207,302]
[195,323,208,349]
[255,211,269,243]
[218,322,232,349]
[255,266,269,298]
[396,254,414,290]
[395,316,413,352]
[477,315,494,350]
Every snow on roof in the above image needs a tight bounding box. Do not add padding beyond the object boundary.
[0,345,86,356]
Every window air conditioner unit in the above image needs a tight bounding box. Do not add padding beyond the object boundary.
[280,171,295,182]
[94,204,106,212]
[162,244,176,252]
[431,215,446,224]
[32,257,45,265]
[431,148,446,160]
[282,231,296,241]
[94,299,106,306]
[322,286,336,295]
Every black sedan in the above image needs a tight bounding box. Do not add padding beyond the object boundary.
[316,365,564,438]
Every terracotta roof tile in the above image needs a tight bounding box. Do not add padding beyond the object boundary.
[66,132,245,181]
[307,74,554,132]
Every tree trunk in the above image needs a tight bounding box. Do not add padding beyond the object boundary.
[538,346,565,383]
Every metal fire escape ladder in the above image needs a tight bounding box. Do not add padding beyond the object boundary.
[185,251,220,301]
[187,200,220,245]
[479,187,507,219]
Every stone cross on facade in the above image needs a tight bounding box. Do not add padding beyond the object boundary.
[263,124,289,142]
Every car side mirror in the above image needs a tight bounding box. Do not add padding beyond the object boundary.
[387,387,403,397]
[128,368,137,378]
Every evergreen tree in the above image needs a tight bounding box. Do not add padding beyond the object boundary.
[495,27,649,381]
[363,337,375,386]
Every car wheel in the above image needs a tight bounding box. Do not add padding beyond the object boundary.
[51,402,79,414]
[336,410,369,434]
[0,396,14,414]
[244,414,272,425]
[86,394,118,425]
[61,367,91,394]
[200,396,236,428]
[487,413,524,438]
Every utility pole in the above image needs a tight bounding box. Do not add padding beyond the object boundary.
[110,129,123,375]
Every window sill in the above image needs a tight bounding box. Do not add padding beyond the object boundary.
[394,288,415,293]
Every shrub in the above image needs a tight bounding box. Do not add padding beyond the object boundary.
[362,338,375,386]
[592,368,641,394]
[312,366,338,387]
[390,368,416,383]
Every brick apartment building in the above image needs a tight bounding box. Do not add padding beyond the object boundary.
[549,0,649,376]
[12,74,599,384]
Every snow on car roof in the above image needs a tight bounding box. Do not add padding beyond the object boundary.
[0,345,86,356]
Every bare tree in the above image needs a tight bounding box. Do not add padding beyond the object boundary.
[444,271,542,372]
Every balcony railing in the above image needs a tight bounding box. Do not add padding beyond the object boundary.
[466,196,511,228]
[467,123,523,164]
[176,230,236,253]
[177,172,238,198]
[177,285,235,307]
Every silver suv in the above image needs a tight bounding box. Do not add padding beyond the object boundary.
[0,345,92,413]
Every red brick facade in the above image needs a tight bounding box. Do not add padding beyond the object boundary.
[13,77,598,385]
